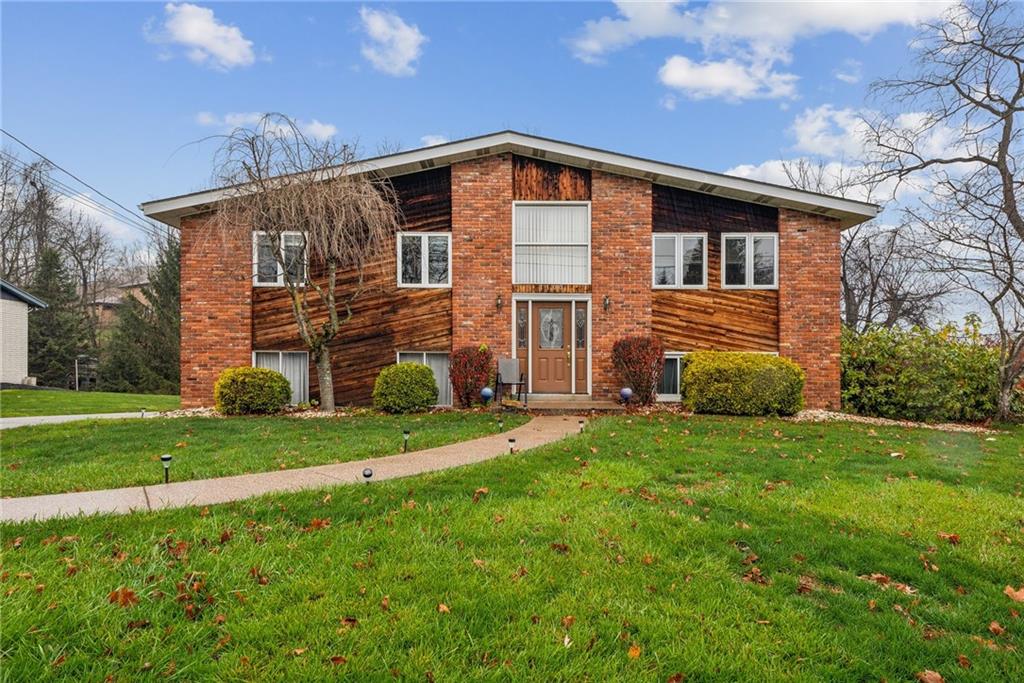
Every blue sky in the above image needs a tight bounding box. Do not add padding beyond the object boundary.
[1,1,950,243]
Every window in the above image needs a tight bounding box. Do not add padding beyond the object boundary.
[722,233,778,288]
[253,231,306,287]
[513,203,590,285]
[398,233,451,287]
[652,234,707,288]
[657,353,683,401]
[253,351,309,404]
[397,352,452,406]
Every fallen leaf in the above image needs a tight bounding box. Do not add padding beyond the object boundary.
[937,531,960,545]
[329,656,348,666]
[290,648,306,657]
[550,543,570,554]
[472,559,486,568]
[562,615,575,628]
[956,654,970,669]
[797,575,816,594]
[339,616,359,629]
[743,567,770,586]
[628,643,642,659]
[51,655,66,668]
[437,603,450,614]
[472,487,489,503]
[108,587,139,608]
[380,596,390,612]
[305,517,331,532]
[10,537,24,549]
[915,671,944,683]
[667,675,686,683]
[989,621,1005,636]
[1005,585,1024,603]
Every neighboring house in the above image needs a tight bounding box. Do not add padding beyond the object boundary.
[90,280,149,330]
[141,131,877,410]
[0,278,47,385]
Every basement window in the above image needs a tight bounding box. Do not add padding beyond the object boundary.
[397,351,452,406]
[398,233,451,288]
[253,231,307,287]
[253,350,309,404]
[657,352,684,402]
[722,233,778,289]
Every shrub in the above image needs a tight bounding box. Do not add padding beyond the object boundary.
[612,336,664,405]
[682,352,805,416]
[450,344,493,407]
[841,318,1000,422]
[373,363,438,414]
[214,367,291,415]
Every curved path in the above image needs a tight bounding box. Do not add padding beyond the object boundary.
[1,416,581,524]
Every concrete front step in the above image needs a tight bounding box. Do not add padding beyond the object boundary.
[520,398,625,414]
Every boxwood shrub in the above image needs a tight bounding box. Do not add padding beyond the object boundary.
[214,367,291,415]
[682,352,805,416]
[373,362,438,414]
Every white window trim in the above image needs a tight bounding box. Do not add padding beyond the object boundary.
[651,233,708,290]
[511,201,592,286]
[656,351,685,402]
[251,350,309,404]
[396,232,452,289]
[720,233,779,290]
[252,231,307,288]
[395,350,453,406]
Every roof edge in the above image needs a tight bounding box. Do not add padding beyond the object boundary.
[1,279,47,308]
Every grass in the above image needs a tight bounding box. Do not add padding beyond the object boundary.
[1,415,1022,681]
[0,390,180,418]
[0,412,528,497]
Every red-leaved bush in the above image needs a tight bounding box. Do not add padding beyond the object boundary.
[612,335,665,405]
[450,344,493,407]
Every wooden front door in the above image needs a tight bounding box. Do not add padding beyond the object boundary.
[532,302,572,393]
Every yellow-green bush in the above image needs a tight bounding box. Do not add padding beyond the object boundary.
[214,367,291,415]
[682,352,805,416]
[373,363,438,414]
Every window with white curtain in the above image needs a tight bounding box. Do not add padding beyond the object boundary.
[657,353,684,401]
[253,231,306,287]
[652,234,707,288]
[254,351,309,404]
[397,352,452,406]
[722,233,778,289]
[513,203,590,285]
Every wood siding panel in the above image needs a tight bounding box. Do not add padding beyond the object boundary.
[651,184,779,352]
[252,167,453,405]
[513,156,591,201]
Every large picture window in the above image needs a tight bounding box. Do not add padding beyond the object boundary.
[722,233,778,289]
[513,203,590,285]
[397,351,452,406]
[652,234,707,288]
[253,231,306,287]
[398,233,451,287]
[253,350,309,404]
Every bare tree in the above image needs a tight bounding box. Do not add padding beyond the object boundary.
[779,159,947,331]
[210,114,401,412]
[866,0,1024,418]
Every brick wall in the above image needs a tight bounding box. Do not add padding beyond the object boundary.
[450,154,513,355]
[179,214,252,407]
[778,208,842,409]
[591,171,652,399]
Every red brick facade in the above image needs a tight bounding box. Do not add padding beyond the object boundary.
[590,171,652,398]
[179,214,253,408]
[450,154,513,355]
[778,208,842,409]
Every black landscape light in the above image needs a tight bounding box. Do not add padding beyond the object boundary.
[498,417,504,431]
[362,467,373,483]
[141,408,146,419]
[160,454,172,484]
[578,419,585,433]
[508,437,516,454]
[403,429,410,452]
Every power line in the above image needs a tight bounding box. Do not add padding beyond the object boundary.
[1,129,170,240]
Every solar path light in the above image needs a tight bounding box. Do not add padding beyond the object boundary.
[160,454,172,484]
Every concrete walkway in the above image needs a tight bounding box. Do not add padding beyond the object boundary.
[0,411,157,430]
[1,415,582,523]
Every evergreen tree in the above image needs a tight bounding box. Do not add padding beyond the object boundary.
[27,248,86,387]
[99,236,180,394]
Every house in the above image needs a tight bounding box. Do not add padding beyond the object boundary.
[141,131,878,410]
[0,278,47,385]
[90,280,149,330]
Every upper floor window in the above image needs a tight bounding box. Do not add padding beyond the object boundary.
[513,203,590,285]
[722,233,778,289]
[398,232,451,288]
[652,234,707,289]
[254,231,306,287]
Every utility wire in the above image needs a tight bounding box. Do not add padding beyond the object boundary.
[0,129,170,240]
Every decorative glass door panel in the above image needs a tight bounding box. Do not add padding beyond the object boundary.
[531,303,571,393]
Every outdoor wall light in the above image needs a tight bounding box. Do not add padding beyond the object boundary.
[160,454,172,484]
[402,430,410,452]
[603,295,611,312]
[362,467,373,483]
[508,437,516,454]
[496,294,504,311]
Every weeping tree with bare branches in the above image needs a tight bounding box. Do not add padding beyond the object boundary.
[210,114,401,412]
[865,0,1024,418]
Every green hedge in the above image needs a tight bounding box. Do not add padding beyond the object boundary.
[373,363,438,414]
[214,367,291,415]
[682,352,805,416]
[841,319,999,422]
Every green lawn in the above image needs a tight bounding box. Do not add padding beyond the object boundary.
[1,415,1022,681]
[0,412,528,497]
[0,390,180,417]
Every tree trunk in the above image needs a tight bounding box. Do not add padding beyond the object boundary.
[315,349,335,413]
[996,378,1015,422]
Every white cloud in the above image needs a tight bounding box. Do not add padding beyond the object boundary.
[659,56,798,101]
[834,58,863,84]
[570,1,952,101]
[790,105,869,158]
[146,3,257,71]
[359,7,427,77]
[419,134,449,147]
[196,112,338,140]
[57,193,136,241]
[659,94,677,111]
